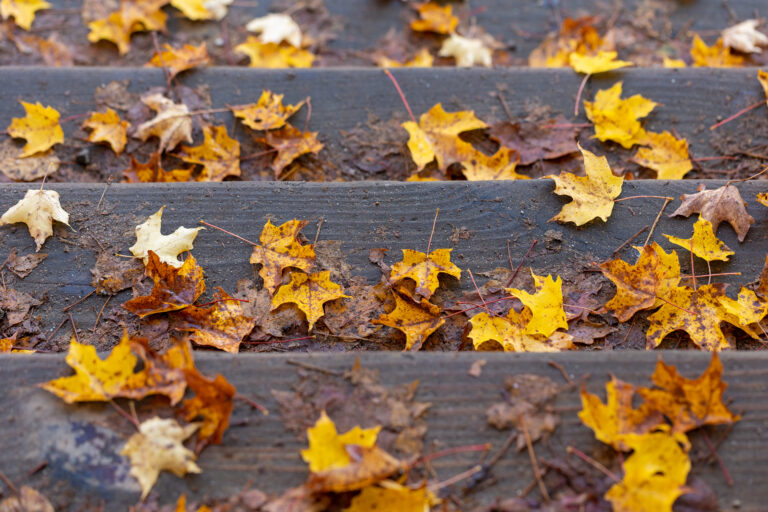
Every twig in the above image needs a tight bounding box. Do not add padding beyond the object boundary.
[567,446,620,482]
[574,73,591,117]
[547,360,573,385]
[286,359,342,376]
[109,400,140,429]
[0,469,18,495]
[384,69,417,123]
[304,97,312,132]
[710,99,765,131]
[235,394,269,415]
[521,418,550,502]
[244,335,315,345]
[644,197,672,245]
[195,297,248,307]
[612,226,648,256]
[411,443,491,469]
[497,91,514,121]
[505,240,538,287]
[93,295,112,331]
[426,208,439,254]
[200,220,257,246]
[68,313,80,344]
[96,179,111,212]
[701,429,733,486]
[614,195,674,202]
[313,217,324,245]
[429,465,484,492]
[47,317,68,342]
[151,31,172,90]
[62,289,95,312]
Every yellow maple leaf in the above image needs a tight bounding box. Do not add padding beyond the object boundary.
[372,292,445,351]
[690,34,744,67]
[584,81,657,148]
[170,0,214,20]
[147,43,211,78]
[506,270,568,337]
[402,103,487,172]
[88,12,133,55]
[122,152,193,183]
[578,376,666,451]
[235,38,314,68]
[545,144,623,226]
[256,125,324,178]
[718,287,768,339]
[230,91,305,131]
[0,189,70,251]
[637,353,741,434]
[301,411,381,472]
[389,248,461,300]
[410,2,457,34]
[605,432,690,512]
[600,243,681,322]
[249,219,316,295]
[135,93,194,153]
[468,307,574,352]
[87,0,167,55]
[633,131,692,180]
[439,33,493,67]
[129,206,203,268]
[271,271,348,330]
[1,0,50,30]
[664,217,734,262]
[122,417,201,499]
[460,147,528,181]
[529,17,606,68]
[82,108,129,155]
[177,124,240,181]
[345,481,438,512]
[377,48,434,68]
[7,101,63,157]
[759,69,768,105]
[569,50,632,74]
[663,57,686,68]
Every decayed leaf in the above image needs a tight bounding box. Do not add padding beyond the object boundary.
[605,432,690,512]
[0,288,42,325]
[506,270,568,337]
[722,19,768,53]
[245,13,302,47]
[249,219,316,295]
[177,124,241,181]
[0,189,70,251]
[0,0,50,30]
[529,16,607,67]
[172,287,256,353]
[469,307,574,352]
[170,0,217,21]
[438,33,492,67]
[690,34,744,67]
[4,247,47,279]
[569,50,632,74]
[300,411,381,472]
[122,152,193,183]
[121,417,201,499]
[389,248,461,300]
[410,2,457,34]
[377,48,434,68]
[0,486,54,512]
[134,93,194,153]
[230,91,304,131]
[82,108,129,155]
[147,43,211,78]
[489,119,579,166]
[87,0,167,55]
[637,353,741,434]
[182,369,236,449]
[7,101,63,157]
[124,251,205,317]
[670,184,754,242]
[372,292,445,351]
[664,217,734,262]
[202,0,232,20]
[0,139,59,182]
[271,271,348,330]
[600,243,681,322]
[632,131,692,180]
[545,144,623,226]
[257,125,323,178]
[584,81,657,148]
[578,376,666,451]
[345,481,437,512]
[235,38,314,68]
[460,147,528,181]
[129,206,203,268]
[123,337,194,406]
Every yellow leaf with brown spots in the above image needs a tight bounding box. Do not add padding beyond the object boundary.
[506,270,568,337]
[389,248,461,300]
[373,292,444,351]
[633,131,693,180]
[410,2,457,34]
[718,287,768,339]
[257,124,323,178]
[182,369,236,450]
[301,411,381,472]
[122,152,194,183]
[377,48,434,68]
[690,34,744,67]
[177,124,240,181]
[460,147,528,181]
[147,43,211,78]
[600,243,681,322]
[7,101,63,157]
[235,38,314,68]
[468,308,574,352]
[0,189,70,251]
[345,481,438,512]
[584,81,657,148]
[249,219,316,295]
[1,0,50,30]
[569,50,632,74]
[664,217,734,262]
[230,90,305,131]
[545,144,623,226]
[271,271,348,330]
[82,108,129,155]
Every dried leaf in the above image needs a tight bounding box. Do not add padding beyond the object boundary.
[82,108,129,155]
[460,147,528,181]
[529,17,607,67]
[664,217,734,262]
[690,34,744,67]
[722,19,768,53]
[569,50,632,74]
[122,337,194,406]
[307,444,404,494]
[0,139,59,181]
[202,0,231,20]
[134,93,193,153]
[231,91,304,131]
[121,417,201,499]
[129,206,203,268]
[545,144,623,226]
[11,32,73,66]
[271,271,348,330]
[235,38,314,68]
[438,33,492,67]
[7,101,63,157]
[469,308,573,352]
[633,131,692,180]
[87,0,167,55]
[245,13,302,47]
[0,0,50,30]
[170,0,217,20]
[717,287,768,339]
[377,48,434,68]
[0,486,54,512]
[389,248,461,300]
[178,124,241,181]
[345,481,437,512]
[670,184,754,242]
[182,369,236,449]
[410,2,457,34]
[4,247,47,279]
[124,251,205,317]
[250,219,315,295]
[584,81,656,148]
[663,57,686,68]
[372,292,444,351]
[0,189,70,251]
[300,410,381,472]
[489,119,579,166]
[122,152,193,183]
[257,124,323,178]
[506,270,568,337]
[0,287,41,325]
[147,43,211,78]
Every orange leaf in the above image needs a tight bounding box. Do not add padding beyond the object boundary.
[122,152,193,183]
[122,337,195,406]
[182,369,236,450]
[177,124,241,181]
[271,271,348,330]
[410,2,458,34]
[389,248,461,300]
[257,125,323,178]
[147,42,211,78]
[7,100,63,157]
[249,219,316,295]
[372,292,444,351]
[82,108,129,155]
[230,90,305,131]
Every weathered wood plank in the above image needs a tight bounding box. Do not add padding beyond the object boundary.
[0,351,764,510]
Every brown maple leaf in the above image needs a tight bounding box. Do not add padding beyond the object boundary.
[489,118,579,166]
[257,125,323,178]
[670,184,754,242]
[250,219,315,295]
[122,152,193,183]
[182,368,236,452]
[372,292,444,351]
[177,124,241,181]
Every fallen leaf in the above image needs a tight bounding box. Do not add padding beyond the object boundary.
[170,0,216,20]
[300,410,381,472]
[545,143,623,226]
[134,93,194,153]
[249,219,315,295]
[182,369,236,449]
[389,248,461,300]
[489,119,579,166]
[147,43,211,78]
[670,184,754,242]
[124,251,205,317]
[469,308,574,352]
[178,124,241,181]
[0,287,42,325]
[121,417,201,499]
[410,2,457,34]
[663,57,687,68]
[87,12,134,55]
[257,124,323,178]
[271,271,348,330]
[87,0,167,55]
[468,359,486,377]
[722,19,768,53]
[10,32,73,66]
[377,48,434,68]
[690,34,744,67]
[460,147,528,181]
[664,217,734,262]
[717,287,768,339]
[91,252,144,294]
[307,444,404,493]
[235,38,314,68]
[345,481,437,512]
[0,486,54,512]
[82,108,129,155]
[569,50,632,74]
[245,13,303,47]
[0,189,70,251]
[0,139,59,181]
[230,91,304,131]
[129,206,203,268]
[439,33,492,67]
[0,0,50,30]
[372,292,444,351]
[507,270,569,337]
[202,0,231,20]
[123,337,194,406]
[632,131,692,180]
[3,247,47,279]
[122,152,194,183]
[7,101,64,157]
[637,353,741,434]
[584,81,657,148]
[529,16,607,67]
